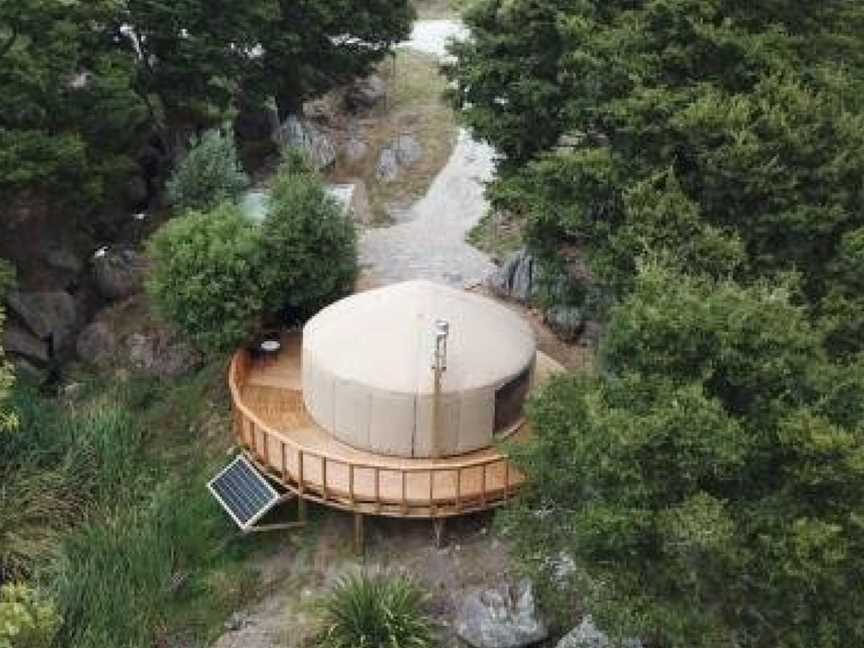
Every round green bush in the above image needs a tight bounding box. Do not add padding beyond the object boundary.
[146,203,265,353]
[314,572,436,648]
[259,159,358,321]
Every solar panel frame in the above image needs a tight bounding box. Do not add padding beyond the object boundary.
[207,454,281,530]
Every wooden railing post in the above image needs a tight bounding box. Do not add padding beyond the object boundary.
[321,456,328,500]
[374,468,381,514]
[481,464,487,508]
[455,468,462,513]
[401,472,408,515]
[349,464,355,506]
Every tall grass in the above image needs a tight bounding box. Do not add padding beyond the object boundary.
[315,572,436,648]
[1,365,260,646]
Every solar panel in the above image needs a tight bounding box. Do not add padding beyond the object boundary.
[207,455,281,530]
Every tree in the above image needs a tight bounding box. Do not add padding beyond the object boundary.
[146,204,265,353]
[502,263,864,647]
[166,128,249,213]
[260,155,358,320]
[0,0,145,210]
[449,0,864,340]
[147,156,357,352]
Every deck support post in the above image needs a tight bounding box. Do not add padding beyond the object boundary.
[297,496,307,523]
[353,512,365,555]
[432,517,447,548]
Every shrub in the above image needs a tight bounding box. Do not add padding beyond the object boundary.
[0,583,61,648]
[146,203,265,353]
[166,128,249,213]
[260,159,358,320]
[314,572,435,648]
[502,264,864,647]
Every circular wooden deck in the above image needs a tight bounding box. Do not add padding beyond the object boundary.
[229,334,564,518]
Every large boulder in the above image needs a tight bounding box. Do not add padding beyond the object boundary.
[93,247,146,301]
[556,617,642,648]
[76,322,118,366]
[5,290,79,350]
[456,579,548,648]
[273,116,337,170]
[376,147,400,181]
[3,324,49,364]
[344,74,387,112]
[395,135,424,167]
[125,330,201,378]
[544,305,585,342]
[487,250,537,304]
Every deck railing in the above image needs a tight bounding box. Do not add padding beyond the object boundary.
[228,350,523,518]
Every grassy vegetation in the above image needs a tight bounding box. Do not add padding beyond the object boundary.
[313,572,436,648]
[332,49,459,224]
[466,210,525,261]
[0,364,271,647]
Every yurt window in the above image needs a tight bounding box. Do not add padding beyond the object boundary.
[494,368,531,434]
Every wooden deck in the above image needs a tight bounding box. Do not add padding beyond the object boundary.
[229,334,564,518]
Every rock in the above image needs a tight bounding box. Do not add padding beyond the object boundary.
[376,147,400,181]
[44,247,83,275]
[3,324,49,363]
[556,617,642,648]
[10,356,46,384]
[124,175,149,209]
[93,247,146,301]
[126,331,201,378]
[76,322,118,366]
[456,579,548,648]
[544,305,585,342]
[488,250,537,304]
[273,115,337,170]
[235,102,280,141]
[395,135,424,167]
[5,290,79,350]
[341,138,370,165]
[345,74,387,112]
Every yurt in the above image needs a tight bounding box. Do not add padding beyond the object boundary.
[302,280,537,458]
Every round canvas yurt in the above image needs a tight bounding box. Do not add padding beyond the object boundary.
[302,281,537,458]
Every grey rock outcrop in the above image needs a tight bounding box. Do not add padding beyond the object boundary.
[456,579,548,648]
[6,290,79,349]
[93,247,146,301]
[394,134,424,167]
[376,147,400,181]
[126,331,201,378]
[487,250,537,304]
[544,305,585,342]
[76,322,118,366]
[345,74,387,112]
[556,617,642,648]
[3,324,49,364]
[273,116,337,170]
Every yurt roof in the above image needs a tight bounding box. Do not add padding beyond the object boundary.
[302,280,536,395]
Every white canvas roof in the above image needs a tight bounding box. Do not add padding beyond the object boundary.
[302,281,537,458]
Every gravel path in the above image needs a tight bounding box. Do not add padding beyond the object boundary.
[359,21,497,288]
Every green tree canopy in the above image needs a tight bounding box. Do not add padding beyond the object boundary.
[503,263,864,647]
[1,0,413,214]
[449,0,864,350]
[146,155,357,353]
[146,203,266,353]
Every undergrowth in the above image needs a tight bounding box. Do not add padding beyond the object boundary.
[0,363,265,647]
